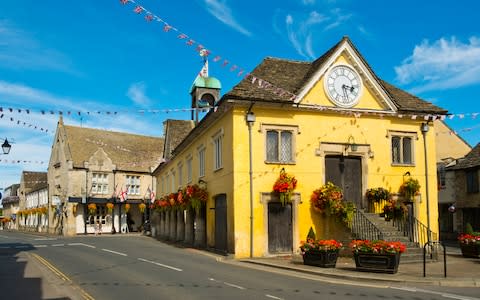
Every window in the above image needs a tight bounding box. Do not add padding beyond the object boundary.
[466,169,479,193]
[263,125,297,164]
[198,146,206,177]
[437,164,446,190]
[171,170,176,193]
[92,173,108,194]
[126,175,140,195]
[212,130,223,170]
[178,162,184,187]
[388,131,416,165]
[186,155,193,184]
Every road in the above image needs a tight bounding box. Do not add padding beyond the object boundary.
[1,231,479,300]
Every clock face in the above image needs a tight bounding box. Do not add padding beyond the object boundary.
[325,64,362,108]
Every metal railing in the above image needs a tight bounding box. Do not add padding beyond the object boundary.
[350,209,384,240]
[393,215,437,246]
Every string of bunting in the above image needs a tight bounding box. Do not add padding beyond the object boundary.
[0,113,52,134]
[0,106,212,116]
[0,160,46,165]
[118,1,480,120]
[118,0,297,101]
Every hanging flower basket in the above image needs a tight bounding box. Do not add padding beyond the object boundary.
[272,168,297,206]
[87,203,97,215]
[383,200,408,221]
[106,202,114,214]
[72,204,77,215]
[310,182,355,225]
[124,203,131,213]
[139,203,146,213]
[366,187,391,202]
[399,178,420,201]
[185,184,208,211]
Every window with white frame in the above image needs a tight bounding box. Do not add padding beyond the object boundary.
[389,131,416,165]
[212,130,223,170]
[186,155,193,184]
[198,146,206,177]
[261,124,298,164]
[178,162,184,187]
[171,170,176,192]
[126,175,140,195]
[92,173,108,194]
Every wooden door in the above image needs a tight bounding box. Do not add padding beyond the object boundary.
[268,202,292,253]
[214,194,228,253]
[325,155,363,209]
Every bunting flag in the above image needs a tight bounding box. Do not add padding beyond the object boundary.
[0,159,46,164]
[120,187,128,202]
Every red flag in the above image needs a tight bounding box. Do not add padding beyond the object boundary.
[177,33,187,39]
[186,39,195,46]
[237,69,244,76]
[120,187,128,202]
[195,44,204,52]
[145,14,153,22]
[213,55,221,62]
[134,6,143,13]
[120,0,129,4]
[164,25,172,32]
[230,65,238,72]
[222,60,229,67]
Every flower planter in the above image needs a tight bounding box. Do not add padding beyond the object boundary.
[459,243,480,258]
[303,250,339,268]
[353,252,401,274]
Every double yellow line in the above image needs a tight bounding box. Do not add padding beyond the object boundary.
[31,253,95,300]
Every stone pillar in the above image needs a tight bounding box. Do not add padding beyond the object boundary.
[194,207,206,248]
[176,209,185,242]
[159,211,165,238]
[169,209,177,240]
[184,208,194,245]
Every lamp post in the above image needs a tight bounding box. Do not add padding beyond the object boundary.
[246,110,256,258]
[2,138,12,154]
[420,122,431,243]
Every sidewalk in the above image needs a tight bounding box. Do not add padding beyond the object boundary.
[239,246,480,287]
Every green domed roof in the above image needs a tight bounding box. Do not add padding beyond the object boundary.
[190,76,222,93]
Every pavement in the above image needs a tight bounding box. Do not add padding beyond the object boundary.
[238,245,480,287]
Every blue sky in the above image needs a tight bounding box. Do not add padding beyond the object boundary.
[1,0,479,189]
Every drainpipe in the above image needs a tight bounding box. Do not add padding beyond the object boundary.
[421,122,431,243]
[246,106,256,258]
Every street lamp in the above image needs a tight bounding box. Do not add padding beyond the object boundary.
[246,109,255,258]
[420,122,431,243]
[2,138,11,154]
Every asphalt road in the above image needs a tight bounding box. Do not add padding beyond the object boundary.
[1,231,479,300]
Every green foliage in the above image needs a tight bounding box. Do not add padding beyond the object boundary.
[465,223,474,235]
[399,178,421,200]
[365,187,391,202]
[307,227,316,240]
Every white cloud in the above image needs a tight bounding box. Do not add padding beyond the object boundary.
[0,20,79,75]
[395,36,480,93]
[283,9,351,59]
[127,82,151,107]
[204,0,251,36]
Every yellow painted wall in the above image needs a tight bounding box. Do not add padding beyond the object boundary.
[231,105,439,258]
[434,120,471,162]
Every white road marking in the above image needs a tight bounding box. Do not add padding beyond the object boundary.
[208,278,245,290]
[34,238,57,241]
[35,245,47,248]
[0,246,11,249]
[102,248,127,256]
[52,244,65,247]
[265,294,283,300]
[223,282,246,290]
[73,243,96,248]
[391,287,480,300]
[14,245,30,249]
[0,235,13,239]
[137,258,182,272]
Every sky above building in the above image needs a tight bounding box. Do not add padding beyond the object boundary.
[1,0,479,189]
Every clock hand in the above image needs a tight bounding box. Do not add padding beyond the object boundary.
[342,84,349,103]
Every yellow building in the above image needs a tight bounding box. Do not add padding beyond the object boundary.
[154,37,447,258]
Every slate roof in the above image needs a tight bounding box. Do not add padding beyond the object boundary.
[162,120,195,160]
[22,171,47,193]
[63,125,165,172]
[451,143,480,170]
[223,36,446,114]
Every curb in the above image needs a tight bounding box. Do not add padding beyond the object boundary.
[239,259,480,287]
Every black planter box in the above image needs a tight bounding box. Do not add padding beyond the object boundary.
[353,252,401,274]
[460,243,480,258]
[302,250,339,268]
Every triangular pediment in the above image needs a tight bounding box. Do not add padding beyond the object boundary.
[295,37,397,113]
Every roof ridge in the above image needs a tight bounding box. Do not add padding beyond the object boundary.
[263,56,310,64]
[63,124,164,139]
